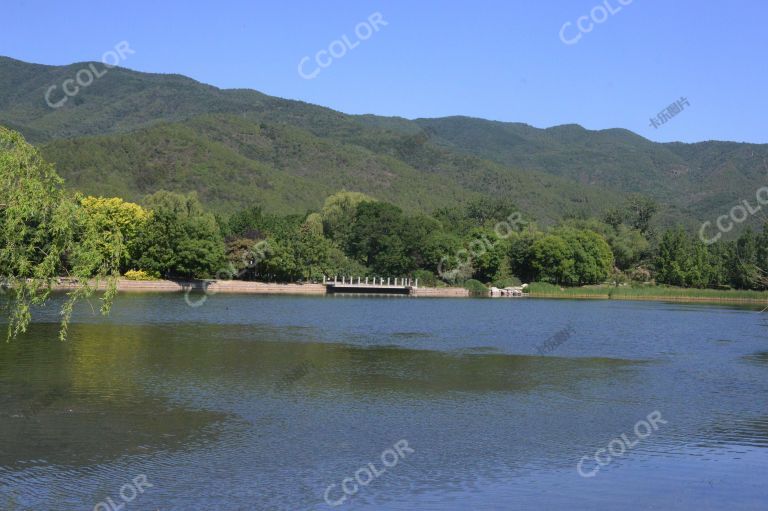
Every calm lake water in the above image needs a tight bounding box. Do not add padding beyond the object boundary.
[1,294,767,510]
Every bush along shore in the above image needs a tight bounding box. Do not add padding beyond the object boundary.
[526,282,768,304]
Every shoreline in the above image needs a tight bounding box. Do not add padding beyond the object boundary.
[529,292,768,305]
[48,279,768,305]
[51,278,471,298]
[52,279,768,305]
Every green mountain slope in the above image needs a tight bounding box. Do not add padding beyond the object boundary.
[414,116,768,224]
[1,55,765,230]
[41,113,615,219]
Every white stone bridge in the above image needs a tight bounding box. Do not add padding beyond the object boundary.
[323,276,418,295]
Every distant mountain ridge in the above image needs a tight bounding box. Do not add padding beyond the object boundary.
[1,55,766,230]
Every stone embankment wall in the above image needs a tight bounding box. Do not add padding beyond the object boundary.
[52,279,468,297]
[411,287,470,297]
[53,279,326,295]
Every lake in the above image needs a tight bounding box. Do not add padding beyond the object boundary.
[1,294,767,510]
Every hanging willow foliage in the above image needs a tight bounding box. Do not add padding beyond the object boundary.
[0,126,122,340]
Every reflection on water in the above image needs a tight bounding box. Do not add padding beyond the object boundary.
[744,350,768,365]
[706,416,768,448]
[0,295,766,510]
[0,324,229,468]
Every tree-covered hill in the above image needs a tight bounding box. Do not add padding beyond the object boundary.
[1,55,765,230]
[40,113,615,218]
[414,116,768,223]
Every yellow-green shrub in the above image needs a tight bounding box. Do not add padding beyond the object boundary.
[123,269,160,281]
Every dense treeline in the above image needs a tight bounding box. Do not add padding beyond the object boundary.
[96,188,767,292]
[655,226,768,290]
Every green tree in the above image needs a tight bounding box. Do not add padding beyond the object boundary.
[688,239,713,288]
[0,127,122,339]
[531,234,575,285]
[226,205,264,239]
[606,225,649,270]
[528,228,613,285]
[320,190,375,246]
[466,228,509,283]
[293,221,334,280]
[400,214,441,270]
[261,220,341,281]
[655,227,712,288]
[732,228,760,289]
[80,196,150,272]
[756,224,768,289]
[347,202,412,275]
[508,230,540,283]
[262,235,300,281]
[603,207,625,230]
[225,238,270,280]
[422,231,463,274]
[655,228,690,286]
[465,196,520,227]
[706,240,733,289]
[324,247,369,278]
[303,212,324,237]
[132,191,226,279]
[557,228,614,285]
[626,194,658,235]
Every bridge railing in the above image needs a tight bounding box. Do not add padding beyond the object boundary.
[323,276,418,288]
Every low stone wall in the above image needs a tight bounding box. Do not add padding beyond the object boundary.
[118,280,189,292]
[411,287,470,297]
[54,279,327,295]
[200,281,326,295]
[52,279,469,298]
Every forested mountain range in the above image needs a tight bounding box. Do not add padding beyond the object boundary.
[2,55,766,231]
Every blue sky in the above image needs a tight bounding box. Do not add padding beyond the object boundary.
[2,0,766,143]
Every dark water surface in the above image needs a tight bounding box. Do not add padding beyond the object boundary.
[1,295,767,510]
